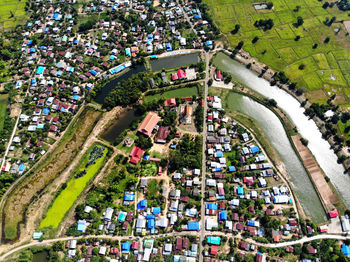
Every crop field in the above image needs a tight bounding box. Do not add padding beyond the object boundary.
[0,94,8,132]
[204,0,350,107]
[144,86,202,102]
[0,0,27,29]
[40,145,108,229]
[2,107,101,241]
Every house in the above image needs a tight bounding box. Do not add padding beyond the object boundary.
[308,245,317,254]
[210,246,218,257]
[207,236,221,245]
[256,252,266,262]
[155,126,170,143]
[215,70,222,81]
[104,208,114,221]
[177,69,186,80]
[164,98,176,107]
[341,244,350,257]
[129,146,144,164]
[138,112,160,137]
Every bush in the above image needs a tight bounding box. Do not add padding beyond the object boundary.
[300,137,309,146]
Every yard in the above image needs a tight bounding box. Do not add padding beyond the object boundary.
[204,0,350,106]
[40,144,108,229]
[144,86,201,103]
[0,0,27,29]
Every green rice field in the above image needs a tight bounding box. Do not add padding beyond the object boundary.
[204,0,350,107]
[0,0,27,29]
[40,145,108,229]
[144,86,202,102]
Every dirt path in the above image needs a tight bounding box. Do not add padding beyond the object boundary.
[292,135,339,212]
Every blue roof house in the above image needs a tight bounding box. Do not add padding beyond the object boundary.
[188,222,200,230]
[122,242,131,253]
[125,48,131,56]
[152,207,161,214]
[207,236,221,245]
[342,244,350,257]
[228,166,236,172]
[137,200,147,209]
[124,193,135,201]
[237,187,244,196]
[206,203,217,210]
[250,146,260,154]
[218,211,227,221]
[77,220,86,232]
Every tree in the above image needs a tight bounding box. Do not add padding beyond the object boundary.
[324,36,330,43]
[298,64,305,70]
[231,24,240,34]
[312,43,318,49]
[295,35,301,41]
[300,137,309,146]
[252,36,259,44]
[294,16,304,27]
[135,135,153,150]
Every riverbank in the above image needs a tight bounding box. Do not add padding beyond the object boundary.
[220,48,349,172]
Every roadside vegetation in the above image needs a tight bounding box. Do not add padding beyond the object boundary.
[2,107,101,241]
[40,144,110,230]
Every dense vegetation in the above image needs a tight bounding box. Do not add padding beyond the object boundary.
[169,134,202,170]
[103,72,153,109]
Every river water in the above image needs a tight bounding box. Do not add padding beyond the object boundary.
[213,52,350,208]
[227,92,326,223]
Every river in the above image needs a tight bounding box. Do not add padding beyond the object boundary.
[213,52,350,208]
[227,93,326,223]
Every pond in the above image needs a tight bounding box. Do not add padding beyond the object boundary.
[213,52,350,208]
[227,92,326,223]
[150,52,200,71]
[94,65,146,104]
[101,110,142,143]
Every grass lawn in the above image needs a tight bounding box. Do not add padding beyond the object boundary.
[0,0,27,29]
[0,94,8,132]
[40,145,108,229]
[141,163,157,176]
[144,86,201,103]
[204,0,350,105]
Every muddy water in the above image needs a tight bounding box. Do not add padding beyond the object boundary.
[2,107,101,242]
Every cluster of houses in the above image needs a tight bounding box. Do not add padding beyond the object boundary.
[62,236,199,261]
[202,96,300,258]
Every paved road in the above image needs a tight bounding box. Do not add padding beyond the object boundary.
[199,51,210,262]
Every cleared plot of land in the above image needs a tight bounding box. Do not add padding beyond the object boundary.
[204,0,350,105]
[3,107,102,241]
[40,145,108,229]
[0,94,8,132]
[144,86,201,103]
[0,0,27,29]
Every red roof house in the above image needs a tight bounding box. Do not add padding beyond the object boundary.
[210,246,218,257]
[164,98,176,107]
[177,69,186,80]
[138,112,160,137]
[215,70,222,81]
[129,146,144,164]
[329,209,339,218]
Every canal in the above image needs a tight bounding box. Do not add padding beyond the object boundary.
[227,92,326,223]
[213,52,350,209]
[150,52,200,71]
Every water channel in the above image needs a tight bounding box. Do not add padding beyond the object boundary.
[150,52,200,71]
[213,52,350,208]
[227,92,326,223]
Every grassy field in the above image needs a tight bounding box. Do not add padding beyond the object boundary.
[204,0,350,107]
[0,0,27,29]
[144,86,202,103]
[0,94,8,132]
[3,107,102,241]
[40,145,108,229]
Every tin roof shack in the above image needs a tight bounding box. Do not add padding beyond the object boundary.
[155,126,170,144]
